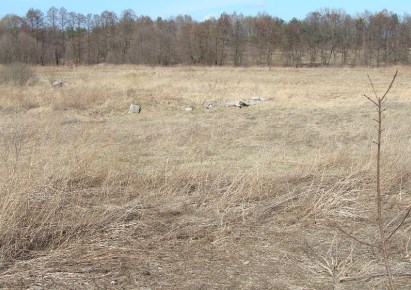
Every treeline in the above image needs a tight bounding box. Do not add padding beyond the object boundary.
[0,7,410,67]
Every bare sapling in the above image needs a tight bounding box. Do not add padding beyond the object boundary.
[336,70,411,289]
[363,70,411,290]
[364,71,397,289]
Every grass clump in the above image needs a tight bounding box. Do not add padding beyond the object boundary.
[0,63,37,86]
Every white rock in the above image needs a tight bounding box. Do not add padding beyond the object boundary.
[129,104,141,113]
[52,80,63,87]
[227,100,250,108]
[226,101,239,108]
[203,101,213,109]
[251,96,266,101]
[185,107,193,111]
[243,261,250,265]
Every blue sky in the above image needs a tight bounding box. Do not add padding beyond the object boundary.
[1,0,409,21]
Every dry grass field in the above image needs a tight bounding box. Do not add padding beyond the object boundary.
[0,64,410,289]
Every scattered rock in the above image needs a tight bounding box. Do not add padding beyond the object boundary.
[251,96,266,101]
[52,80,64,88]
[226,97,271,107]
[203,101,213,109]
[129,104,141,113]
[185,106,193,112]
[247,96,269,105]
[226,100,250,108]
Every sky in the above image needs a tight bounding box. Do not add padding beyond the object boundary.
[0,0,410,21]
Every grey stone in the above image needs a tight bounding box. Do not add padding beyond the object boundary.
[203,101,213,109]
[227,100,250,108]
[251,96,266,101]
[52,80,63,87]
[129,104,141,113]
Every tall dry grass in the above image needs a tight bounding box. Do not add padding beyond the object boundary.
[0,65,409,288]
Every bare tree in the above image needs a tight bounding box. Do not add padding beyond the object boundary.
[175,15,195,64]
[231,13,245,66]
[58,7,67,64]
[25,8,49,65]
[282,18,303,66]
[46,7,60,65]
[67,12,86,64]
[1,6,411,66]
[100,10,118,62]
[119,9,136,63]
[0,14,24,63]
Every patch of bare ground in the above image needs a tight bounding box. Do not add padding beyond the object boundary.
[0,65,410,289]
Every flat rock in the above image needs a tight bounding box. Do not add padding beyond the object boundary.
[251,96,266,101]
[226,100,250,108]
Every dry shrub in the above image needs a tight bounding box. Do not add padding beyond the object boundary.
[0,121,129,263]
[0,119,278,262]
[49,85,128,113]
[0,89,41,112]
[50,87,98,111]
[0,63,37,86]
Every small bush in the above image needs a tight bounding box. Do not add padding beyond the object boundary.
[0,63,37,86]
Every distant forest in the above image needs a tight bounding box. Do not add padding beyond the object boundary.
[0,7,410,67]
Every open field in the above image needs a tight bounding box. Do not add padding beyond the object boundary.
[0,65,410,289]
